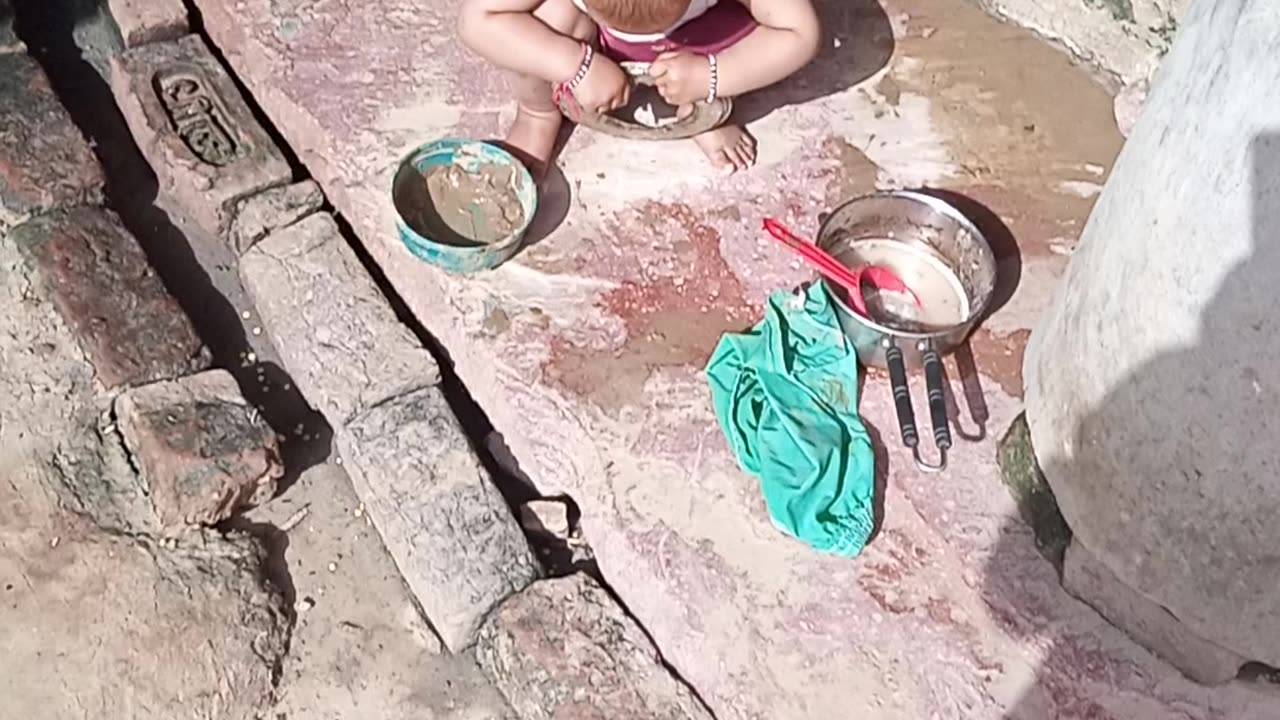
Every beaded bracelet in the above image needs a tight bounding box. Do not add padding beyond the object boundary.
[567,43,594,92]
[706,53,719,104]
[553,43,594,121]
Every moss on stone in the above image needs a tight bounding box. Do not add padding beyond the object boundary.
[1085,0,1135,23]
[997,413,1073,568]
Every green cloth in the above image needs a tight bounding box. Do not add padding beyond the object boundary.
[705,283,875,557]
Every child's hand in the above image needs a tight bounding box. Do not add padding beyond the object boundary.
[575,55,631,114]
[649,52,712,106]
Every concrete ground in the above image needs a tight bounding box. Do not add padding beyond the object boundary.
[185,0,1280,718]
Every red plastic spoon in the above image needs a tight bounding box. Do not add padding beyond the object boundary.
[762,218,920,316]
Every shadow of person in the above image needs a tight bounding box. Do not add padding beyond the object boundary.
[734,0,895,125]
[987,131,1280,717]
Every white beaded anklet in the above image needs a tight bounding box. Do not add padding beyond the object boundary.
[705,53,719,104]
[568,43,594,91]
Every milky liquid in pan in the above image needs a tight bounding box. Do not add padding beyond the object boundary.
[832,239,970,332]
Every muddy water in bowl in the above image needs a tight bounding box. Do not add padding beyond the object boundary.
[401,163,526,246]
[832,239,971,332]
[392,139,536,273]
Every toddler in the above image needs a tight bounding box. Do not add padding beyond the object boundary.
[458,0,820,175]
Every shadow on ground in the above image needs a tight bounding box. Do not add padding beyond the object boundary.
[735,0,895,125]
[986,135,1280,718]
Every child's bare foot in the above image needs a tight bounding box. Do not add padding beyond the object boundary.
[502,104,565,180]
[691,123,757,174]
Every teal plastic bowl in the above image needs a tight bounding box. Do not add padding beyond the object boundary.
[391,139,537,274]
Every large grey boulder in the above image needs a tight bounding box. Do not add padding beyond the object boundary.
[1024,0,1280,682]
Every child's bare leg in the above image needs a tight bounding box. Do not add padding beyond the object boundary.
[677,104,757,174]
[503,0,595,176]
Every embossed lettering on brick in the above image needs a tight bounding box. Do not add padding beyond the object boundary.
[155,65,247,167]
[110,35,290,238]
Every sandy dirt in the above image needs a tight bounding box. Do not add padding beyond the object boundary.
[237,463,515,719]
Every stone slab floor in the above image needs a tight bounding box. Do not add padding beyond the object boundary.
[194,0,1280,717]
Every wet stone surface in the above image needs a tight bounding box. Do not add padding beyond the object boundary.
[190,0,1280,715]
[12,206,209,390]
[0,54,103,222]
[116,369,284,529]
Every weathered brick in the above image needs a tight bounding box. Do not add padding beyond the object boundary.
[0,54,103,223]
[239,212,439,425]
[476,573,715,720]
[107,0,189,47]
[110,35,291,237]
[11,206,210,389]
[229,179,323,254]
[116,369,284,528]
[341,387,539,651]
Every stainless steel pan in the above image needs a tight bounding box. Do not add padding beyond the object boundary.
[815,191,997,472]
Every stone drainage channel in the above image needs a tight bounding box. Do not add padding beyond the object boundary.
[6,0,716,717]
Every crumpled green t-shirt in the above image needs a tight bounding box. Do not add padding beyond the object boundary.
[705,283,875,557]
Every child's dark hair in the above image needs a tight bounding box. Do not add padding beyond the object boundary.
[584,0,691,34]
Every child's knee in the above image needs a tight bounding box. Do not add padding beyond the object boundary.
[456,1,490,51]
[797,30,821,67]
[532,0,593,38]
